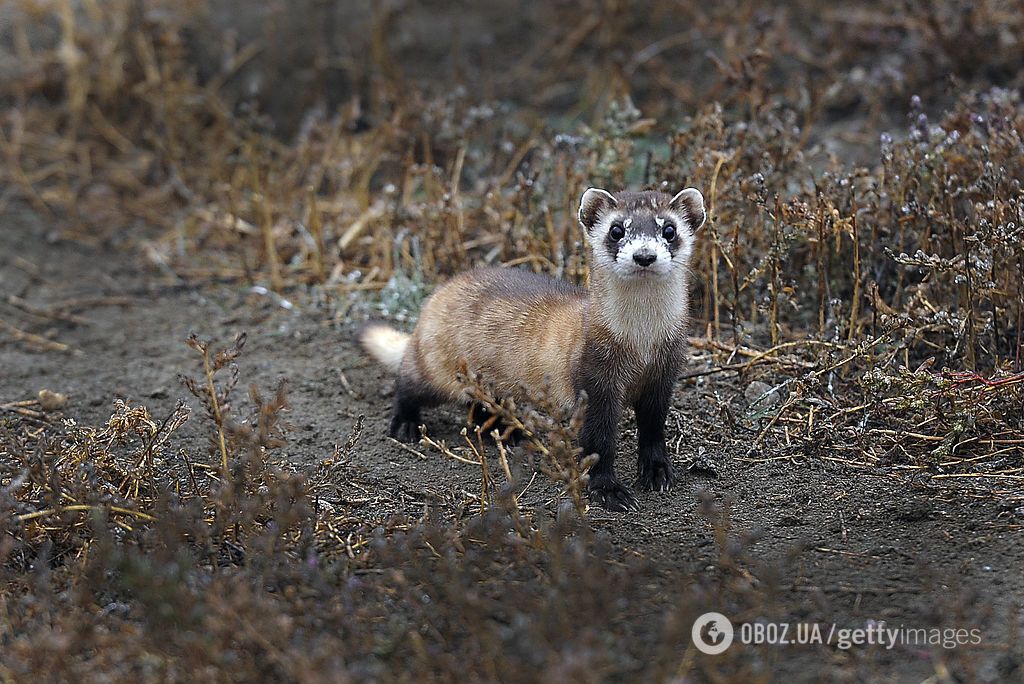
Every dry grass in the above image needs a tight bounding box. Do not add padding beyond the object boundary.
[2,0,1023,680]
[0,333,780,681]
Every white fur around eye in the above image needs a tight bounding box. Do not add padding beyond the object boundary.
[667,210,694,235]
[614,236,673,275]
[664,210,695,262]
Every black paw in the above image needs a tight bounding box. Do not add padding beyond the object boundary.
[637,450,675,492]
[389,417,421,443]
[588,475,640,512]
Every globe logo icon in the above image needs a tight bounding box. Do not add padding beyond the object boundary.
[692,612,734,654]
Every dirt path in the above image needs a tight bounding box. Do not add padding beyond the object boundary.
[1,210,1020,681]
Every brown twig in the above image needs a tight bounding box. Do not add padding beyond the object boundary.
[0,318,79,354]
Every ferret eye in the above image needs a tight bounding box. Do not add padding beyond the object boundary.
[662,224,677,242]
[609,224,626,241]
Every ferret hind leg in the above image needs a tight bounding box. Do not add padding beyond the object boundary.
[390,374,445,442]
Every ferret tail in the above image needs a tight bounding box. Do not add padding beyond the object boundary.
[359,324,410,373]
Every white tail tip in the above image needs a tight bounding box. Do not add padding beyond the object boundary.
[360,324,409,373]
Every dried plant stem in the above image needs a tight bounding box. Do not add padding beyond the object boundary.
[0,402,46,419]
[769,204,781,346]
[4,295,92,326]
[386,436,428,459]
[17,504,156,523]
[0,124,54,218]
[708,153,728,338]
[817,212,826,334]
[931,473,1024,481]
[202,349,230,474]
[260,195,282,292]
[1017,254,1023,371]
[0,318,77,354]
[248,155,282,292]
[308,188,326,283]
[466,429,491,510]
[420,432,480,465]
[846,212,861,342]
[493,431,515,485]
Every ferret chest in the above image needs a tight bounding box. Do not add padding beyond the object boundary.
[595,285,687,363]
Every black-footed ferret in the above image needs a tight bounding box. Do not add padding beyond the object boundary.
[360,186,705,511]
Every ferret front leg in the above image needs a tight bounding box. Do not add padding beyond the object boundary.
[579,381,639,512]
[634,370,677,492]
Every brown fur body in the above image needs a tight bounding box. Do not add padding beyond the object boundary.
[403,267,586,410]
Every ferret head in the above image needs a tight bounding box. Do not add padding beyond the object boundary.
[578,187,705,281]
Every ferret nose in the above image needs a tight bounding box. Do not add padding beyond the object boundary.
[633,250,656,267]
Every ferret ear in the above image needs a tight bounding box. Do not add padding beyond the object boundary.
[578,188,617,231]
[670,188,706,230]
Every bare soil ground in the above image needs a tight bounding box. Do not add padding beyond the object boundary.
[4,209,1021,681]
